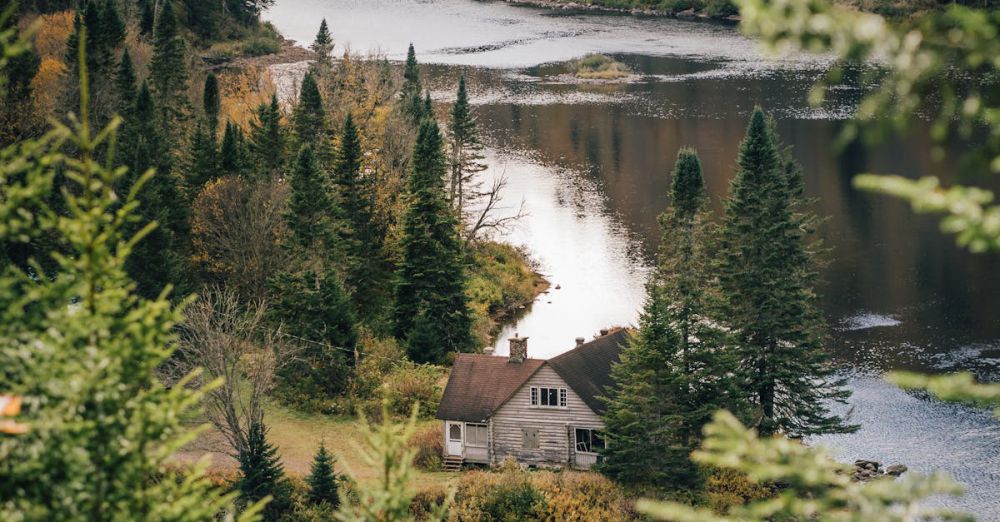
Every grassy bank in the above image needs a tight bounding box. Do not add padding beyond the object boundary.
[467,242,549,348]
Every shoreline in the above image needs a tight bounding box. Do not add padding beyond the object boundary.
[498,0,742,23]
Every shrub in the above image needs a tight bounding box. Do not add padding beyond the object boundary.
[410,485,450,520]
[703,468,775,514]
[536,472,634,521]
[408,424,444,471]
[381,363,444,419]
[466,242,542,346]
[451,469,546,521]
[570,53,631,80]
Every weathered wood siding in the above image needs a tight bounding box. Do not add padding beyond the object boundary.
[489,365,603,467]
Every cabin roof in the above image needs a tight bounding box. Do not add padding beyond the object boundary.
[435,329,630,422]
[435,354,545,422]
[548,329,629,414]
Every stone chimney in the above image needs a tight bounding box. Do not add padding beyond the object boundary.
[575,337,585,347]
[508,334,528,363]
[483,345,494,356]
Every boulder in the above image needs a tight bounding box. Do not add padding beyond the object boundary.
[886,464,908,477]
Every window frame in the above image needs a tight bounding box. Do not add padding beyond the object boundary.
[448,423,462,442]
[529,386,567,408]
[574,428,605,454]
[465,423,488,447]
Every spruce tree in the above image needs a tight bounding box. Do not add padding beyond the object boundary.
[203,72,221,135]
[600,148,738,490]
[334,113,384,318]
[115,48,136,116]
[286,145,343,255]
[292,71,327,155]
[716,108,854,437]
[150,0,189,144]
[221,119,249,177]
[0,14,40,143]
[185,121,217,198]
[311,19,334,68]
[448,75,487,222]
[306,441,340,507]
[238,420,292,521]
[139,0,155,36]
[249,95,285,180]
[401,43,424,123]
[395,119,473,363]
[121,82,187,299]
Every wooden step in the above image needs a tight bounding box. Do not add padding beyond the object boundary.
[442,455,464,472]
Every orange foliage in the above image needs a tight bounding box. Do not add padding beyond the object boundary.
[31,57,66,119]
[32,11,74,61]
[218,66,276,130]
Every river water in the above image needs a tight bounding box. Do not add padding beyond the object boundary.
[266,0,1000,516]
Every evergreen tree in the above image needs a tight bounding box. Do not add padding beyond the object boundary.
[401,43,424,123]
[139,0,155,36]
[306,441,340,508]
[185,121,217,198]
[310,18,334,68]
[270,269,357,407]
[0,32,245,520]
[334,113,385,318]
[238,420,292,521]
[249,95,285,180]
[203,72,221,135]
[150,0,189,144]
[221,119,249,177]
[114,48,136,116]
[286,145,344,255]
[0,13,40,143]
[293,71,327,152]
[448,75,487,223]
[395,119,473,363]
[716,108,854,437]
[121,82,188,299]
[600,148,738,490]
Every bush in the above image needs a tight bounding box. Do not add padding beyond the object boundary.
[536,472,634,521]
[466,242,542,347]
[410,485,450,520]
[408,424,444,471]
[704,468,775,514]
[381,363,444,419]
[451,468,547,521]
[570,53,631,80]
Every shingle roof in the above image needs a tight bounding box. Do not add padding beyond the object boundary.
[548,329,629,414]
[435,329,631,422]
[435,354,545,422]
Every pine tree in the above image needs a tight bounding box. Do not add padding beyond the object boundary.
[121,82,188,299]
[139,0,155,36]
[115,48,136,116]
[334,113,385,318]
[306,441,340,507]
[401,43,424,123]
[600,148,738,490]
[249,95,285,180]
[448,75,487,223]
[186,121,217,198]
[150,0,189,144]
[286,145,344,255]
[238,420,292,521]
[270,268,357,406]
[220,119,249,177]
[395,119,473,363]
[716,108,854,437]
[311,18,334,68]
[0,31,245,520]
[203,72,221,135]
[293,71,328,156]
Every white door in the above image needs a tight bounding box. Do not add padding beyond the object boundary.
[445,421,464,456]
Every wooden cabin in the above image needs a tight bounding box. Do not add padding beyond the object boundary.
[435,329,628,469]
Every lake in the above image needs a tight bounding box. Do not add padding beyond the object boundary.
[266,0,1000,516]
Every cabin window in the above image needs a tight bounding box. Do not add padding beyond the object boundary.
[522,427,539,449]
[530,386,567,408]
[466,424,488,447]
[448,424,462,441]
[575,428,605,454]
